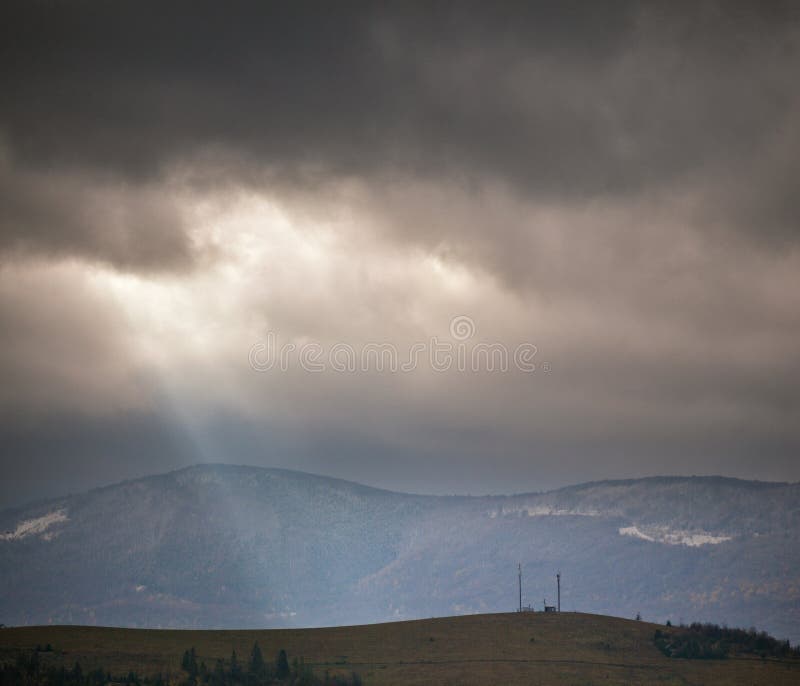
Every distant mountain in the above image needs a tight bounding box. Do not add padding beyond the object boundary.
[1,465,798,642]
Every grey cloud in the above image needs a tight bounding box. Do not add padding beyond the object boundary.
[0,262,149,415]
[1,2,798,211]
[0,410,195,508]
[0,150,202,271]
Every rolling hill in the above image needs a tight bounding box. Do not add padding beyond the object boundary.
[1,464,798,643]
[2,613,800,685]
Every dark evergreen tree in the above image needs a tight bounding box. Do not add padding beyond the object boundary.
[211,658,226,686]
[230,649,242,682]
[275,649,290,680]
[249,641,265,676]
[181,647,199,684]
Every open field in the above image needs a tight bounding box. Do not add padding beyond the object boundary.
[2,612,800,685]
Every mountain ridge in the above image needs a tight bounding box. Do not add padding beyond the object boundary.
[1,463,798,643]
[4,462,794,516]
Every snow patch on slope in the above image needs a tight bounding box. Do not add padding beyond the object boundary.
[619,525,731,547]
[619,526,656,542]
[489,505,603,518]
[0,509,68,541]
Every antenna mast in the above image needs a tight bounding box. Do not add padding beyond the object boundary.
[557,571,561,612]
[518,563,522,612]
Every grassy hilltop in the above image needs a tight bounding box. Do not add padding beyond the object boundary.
[2,612,800,685]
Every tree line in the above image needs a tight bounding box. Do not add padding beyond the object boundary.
[179,643,361,686]
[0,650,155,686]
[654,622,800,660]
[0,643,362,686]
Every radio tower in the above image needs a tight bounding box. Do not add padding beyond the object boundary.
[518,563,522,612]
[557,571,561,612]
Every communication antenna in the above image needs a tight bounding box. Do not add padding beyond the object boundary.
[518,563,522,612]
[557,571,561,612]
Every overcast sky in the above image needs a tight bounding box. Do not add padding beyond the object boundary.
[1,1,799,507]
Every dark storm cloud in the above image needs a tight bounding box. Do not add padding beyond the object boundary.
[2,1,798,259]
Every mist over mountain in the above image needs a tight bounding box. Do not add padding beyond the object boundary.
[1,464,798,643]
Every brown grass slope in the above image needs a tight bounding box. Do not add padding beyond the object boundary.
[2,612,800,685]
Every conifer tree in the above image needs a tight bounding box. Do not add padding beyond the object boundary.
[275,649,290,680]
[249,641,265,675]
